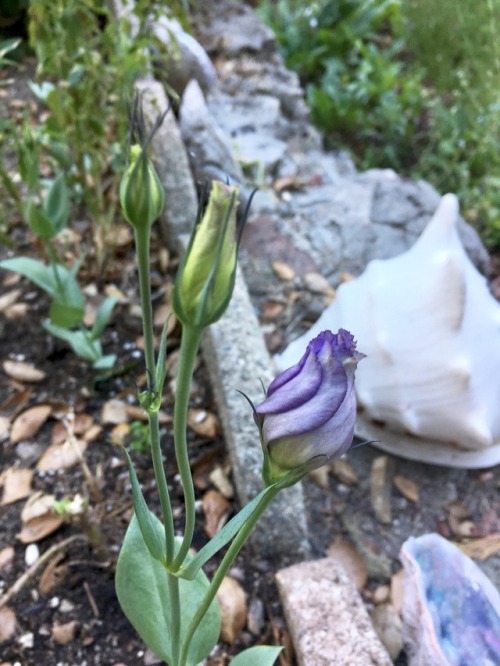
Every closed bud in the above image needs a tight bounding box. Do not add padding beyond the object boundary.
[173,180,239,329]
[120,143,165,230]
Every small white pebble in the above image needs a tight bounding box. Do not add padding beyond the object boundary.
[25,544,40,566]
[17,632,34,648]
[49,596,60,608]
[59,599,75,613]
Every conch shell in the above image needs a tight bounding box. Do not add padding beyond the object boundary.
[400,533,500,666]
[276,194,500,467]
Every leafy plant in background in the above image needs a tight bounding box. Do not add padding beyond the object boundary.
[257,0,500,248]
[114,103,364,665]
[0,162,117,368]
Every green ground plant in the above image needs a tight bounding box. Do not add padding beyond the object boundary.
[257,0,500,247]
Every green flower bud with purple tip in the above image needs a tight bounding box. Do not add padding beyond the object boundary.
[120,143,165,231]
[255,329,364,484]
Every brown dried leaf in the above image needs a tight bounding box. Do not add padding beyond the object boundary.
[459,534,500,560]
[21,492,56,522]
[331,459,358,485]
[51,621,77,645]
[446,500,471,520]
[390,568,405,615]
[153,303,177,333]
[10,405,52,444]
[327,539,368,590]
[17,513,64,544]
[0,606,17,642]
[216,576,247,644]
[38,553,68,594]
[393,474,419,503]
[261,301,285,322]
[202,489,230,538]
[370,455,394,525]
[101,399,128,425]
[208,466,234,499]
[271,261,295,282]
[449,517,477,538]
[5,302,30,320]
[0,546,15,571]
[0,289,21,313]
[51,414,94,445]
[303,272,335,298]
[126,404,171,425]
[37,439,88,471]
[308,465,330,488]
[110,423,130,447]
[187,409,219,439]
[2,360,46,383]
[1,467,33,505]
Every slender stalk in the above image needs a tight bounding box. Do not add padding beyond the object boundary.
[168,572,181,666]
[134,228,175,562]
[178,485,281,666]
[171,324,204,571]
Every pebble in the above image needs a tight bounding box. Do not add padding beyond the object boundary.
[24,544,39,566]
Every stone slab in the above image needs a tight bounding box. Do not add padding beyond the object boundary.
[276,559,392,666]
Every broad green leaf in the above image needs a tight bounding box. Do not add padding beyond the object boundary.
[43,322,100,362]
[90,296,117,340]
[28,80,55,102]
[0,257,57,296]
[230,646,283,666]
[92,353,116,369]
[177,485,276,581]
[25,200,55,240]
[49,299,84,328]
[116,514,220,666]
[44,172,70,234]
[123,449,166,564]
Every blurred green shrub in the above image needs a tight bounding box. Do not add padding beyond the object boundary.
[258,0,500,247]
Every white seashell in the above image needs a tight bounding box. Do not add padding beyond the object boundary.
[276,194,500,468]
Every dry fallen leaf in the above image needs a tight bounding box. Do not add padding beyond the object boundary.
[0,546,15,571]
[303,271,336,298]
[110,423,130,447]
[17,514,65,544]
[21,492,56,522]
[261,301,285,322]
[187,409,219,439]
[37,439,88,471]
[0,288,21,313]
[10,404,52,445]
[202,489,231,538]
[390,568,405,615]
[331,459,358,485]
[39,553,69,594]
[51,414,94,445]
[101,399,128,425]
[208,466,234,499]
[327,539,368,590]
[52,621,77,645]
[126,404,171,425]
[370,603,403,661]
[1,467,33,505]
[2,360,46,383]
[459,533,500,560]
[0,606,17,642]
[393,474,419,503]
[217,576,247,644]
[308,465,330,488]
[271,261,295,282]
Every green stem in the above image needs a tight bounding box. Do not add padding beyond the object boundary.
[168,572,181,666]
[134,228,175,562]
[178,485,281,666]
[171,324,204,571]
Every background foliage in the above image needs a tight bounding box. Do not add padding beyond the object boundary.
[257,0,500,247]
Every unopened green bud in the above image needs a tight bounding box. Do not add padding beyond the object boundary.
[120,144,165,230]
[173,181,239,328]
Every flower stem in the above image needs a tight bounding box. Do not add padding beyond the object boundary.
[168,571,181,666]
[171,324,204,571]
[178,484,281,666]
[134,228,175,562]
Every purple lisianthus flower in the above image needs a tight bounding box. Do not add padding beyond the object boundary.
[255,329,364,482]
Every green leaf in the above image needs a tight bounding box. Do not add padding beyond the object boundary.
[177,485,276,581]
[92,353,116,369]
[25,200,56,240]
[91,296,117,340]
[230,646,283,666]
[43,172,70,234]
[49,299,84,328]
[0,257,55,295]
[116,514,220,666]
[43,321,100,362]
[123,449,166,564]
[154,317,169,396]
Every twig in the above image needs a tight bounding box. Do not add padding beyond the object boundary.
[0,535,86,609]
[83,580,100,618]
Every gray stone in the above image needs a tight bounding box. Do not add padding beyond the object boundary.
[179,79,244,189]
[201,266,310,562]
[276,559,392,666]
[135,79,198,252]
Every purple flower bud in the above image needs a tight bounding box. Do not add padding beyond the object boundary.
[255,329,364,482]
